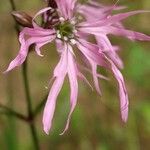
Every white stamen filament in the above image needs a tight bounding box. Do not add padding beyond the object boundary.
[64,36,68,41]
[59,17,65,22]
[69,34,74,38]
[73,29,77,33]
[48,16,52,21]
[51,9,55,13]
[56,30,60,34]
[70,39,76,45]
[70,20,76,25]
[78,16,83,20]
[69,45,75,56]
[57,33,61,39]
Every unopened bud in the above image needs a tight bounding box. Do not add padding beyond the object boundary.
[11,11,33,28]
[48,0,57,9]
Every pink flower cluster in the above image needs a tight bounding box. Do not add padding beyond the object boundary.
[5,0,150,134]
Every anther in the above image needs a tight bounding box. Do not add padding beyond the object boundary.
[64,36,68,41]
[73,29,77,33]
[59,17,65,22]
[70,39,76,45]
[57,33,61,39]
[70,20,76,25]
[78,16,83,20]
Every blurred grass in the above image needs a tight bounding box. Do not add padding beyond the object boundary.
[0,0,150,150]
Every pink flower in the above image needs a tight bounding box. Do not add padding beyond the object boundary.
[5,0,150,134]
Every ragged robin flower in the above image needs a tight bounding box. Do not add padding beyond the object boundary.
[5,0,150,135]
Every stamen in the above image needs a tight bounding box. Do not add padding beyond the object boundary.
[59,17,65,22]
[70,20,76,25]
[73,29,77,33]
[56,30,60,34]
[68,34,74,39]
[56,31,62,38]
[55,19,77,42]
[51,9,55,13]
[70,39,76,45]
[78,16,83,21]
[64,36,68,41]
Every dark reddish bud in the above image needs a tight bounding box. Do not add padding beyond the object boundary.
[48,0,57,9]
[11,11,33,28]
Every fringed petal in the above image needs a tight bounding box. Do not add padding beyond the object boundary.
[55,0,77,19]
[107,27,150,41]
[79,10,149,27]
[55,39,64,53]
[77,70,93,90]
[32,7,52,27]
[43,46,68,134]
[95,35,124,69]
[43,76,66,134]
[35,35,55,56]
[76,39,108,68]
[4,27,55,73]
[90,61,102,95]
[77,1,126,22]
[107,57,129,122]
[60,45,78,135]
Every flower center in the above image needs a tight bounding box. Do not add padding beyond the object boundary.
[56,21,73,37]
[55,19,76,44]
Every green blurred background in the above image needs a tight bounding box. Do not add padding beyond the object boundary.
[0,0,150,150]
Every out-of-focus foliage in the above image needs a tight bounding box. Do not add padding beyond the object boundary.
[0,0,150,150]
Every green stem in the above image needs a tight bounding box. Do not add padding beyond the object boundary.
[9,0,20,34]
[22,62,32,117]
[8,0,40,149]
[0,104,27,121]
[34,94,48,117]
[9,0,16,10]
[22,61,40,150]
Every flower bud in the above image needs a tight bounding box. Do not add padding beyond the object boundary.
[48,0,57,9]
[11,11,33,28]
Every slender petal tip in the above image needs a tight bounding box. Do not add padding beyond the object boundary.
[121,107,128,123]
[43,127,50,135]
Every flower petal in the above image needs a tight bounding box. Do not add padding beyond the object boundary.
[55,0,77,19]
[54,44,68,77]
[79,10,149,27]
[90,60,102,95]
[35,35,55,56]
[4,28,55,73]
[32,7,52,27]
[107,57,129,122]
[78,1,126,22]
[76,39,108,68]
[95,35,124,69]
[55,39,64,53]
[77,70,93,90]
[43,46,68,134]
[20,27,55,37]
[43,76,66,134]
[107,27,150,41]
[60,45,78,135]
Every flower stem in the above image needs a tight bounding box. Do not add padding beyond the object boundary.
[9,0,20,34]
[8,0,40,149]
[22,61,40,150]
[0,103,27,121]
[34,94,48,117]
[22,61,32,117]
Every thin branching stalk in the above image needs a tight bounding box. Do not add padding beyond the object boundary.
[9,0,20,34]
[8,0,40,149]
[22,61,40,150]
[34,94,48,117]
[0,104,27,121]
